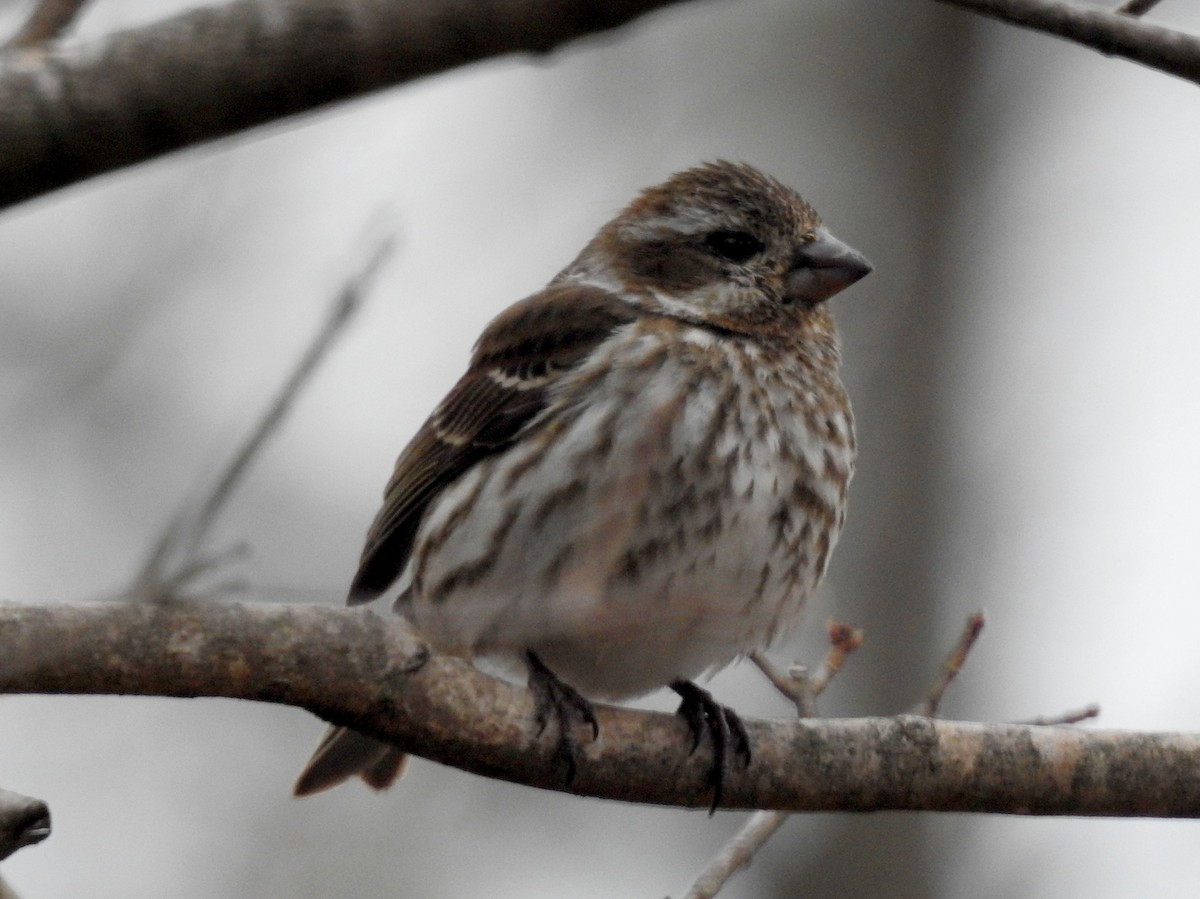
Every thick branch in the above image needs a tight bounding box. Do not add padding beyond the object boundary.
[3,600,1200,815]
[935,0,1200,86]
[0,0,692,213]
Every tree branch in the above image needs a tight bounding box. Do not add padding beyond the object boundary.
[0,0,695,214]
[0,788,50,861]
[1017,704,1101,726]
[129,229,393,602]
[1115,0,1166,17]
[919,611,985,717]
[679,811,790,899]
[5,0,92,49]
[680,624,864,898]
[934,0,1200,86]
[4,599,1200,816]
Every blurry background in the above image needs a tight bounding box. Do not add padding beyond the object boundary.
[2,0,1200,896]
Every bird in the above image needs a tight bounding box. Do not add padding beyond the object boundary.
[293,161,871,810]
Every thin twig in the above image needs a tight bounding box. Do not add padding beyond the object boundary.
[920,611,986,718]
[1016,703,1101,726]
[750,621,864,717]
[1115,0,1165,16]
[683,621,864,899]
[750,651,815,717]
[129,230,396,600]
[934,0,1200,87]
[920,614,1097,727]
[809,620,865,697]
[679,812,790,899]
[5,0,91,49]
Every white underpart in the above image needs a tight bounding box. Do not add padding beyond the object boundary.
[402,322,852,699]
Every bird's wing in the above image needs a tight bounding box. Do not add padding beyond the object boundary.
[346,282,638,603]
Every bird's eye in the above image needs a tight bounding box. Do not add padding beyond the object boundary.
[703,230,764,264]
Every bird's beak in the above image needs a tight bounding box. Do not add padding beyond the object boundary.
[783,227,872,305]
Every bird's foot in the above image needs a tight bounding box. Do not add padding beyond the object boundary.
[670,680,751,815]
[526,650,599,785]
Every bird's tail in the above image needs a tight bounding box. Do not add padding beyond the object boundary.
[292,726,408,797]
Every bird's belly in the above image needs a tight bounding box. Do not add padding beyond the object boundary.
[402,332,852,699]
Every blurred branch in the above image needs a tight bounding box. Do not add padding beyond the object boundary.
[935,0,1200,86]
[0,0,697,213]
[128,231,394,602]
[1115,0,1165,16]
[2,599,1196,815]
[0,788,50,861]
[5,0,91,48]
[919,611,985,717]
[678,812,791,899]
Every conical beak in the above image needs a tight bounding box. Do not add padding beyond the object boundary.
[783,227,872,305]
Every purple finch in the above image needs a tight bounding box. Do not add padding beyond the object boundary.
[295,161,871,809]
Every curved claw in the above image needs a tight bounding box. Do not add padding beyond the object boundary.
[670,680,752,815]
[526,651,598,785]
